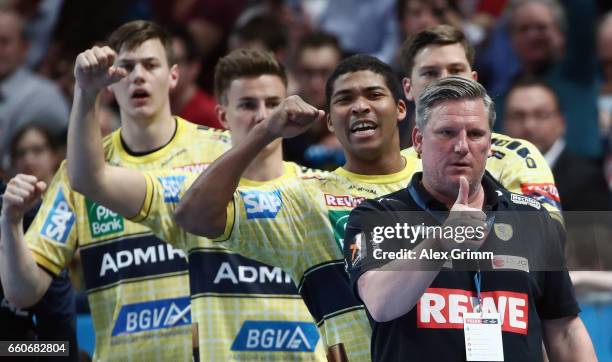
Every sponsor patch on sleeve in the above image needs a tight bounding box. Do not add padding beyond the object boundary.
[40,189,75,244]
[239,190,282,219]
[519,183,560,209]
[510,194,541,209]
[157,175,186,203]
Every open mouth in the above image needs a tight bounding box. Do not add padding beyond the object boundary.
[131,89,150,101]
[350,120,378,137]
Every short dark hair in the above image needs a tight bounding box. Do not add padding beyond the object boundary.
[400,25,474,76]
[505,76,560,110]
[107,20,174,65]
[295,31,342,58]
[233,14,289,53]
[170,26,199,63]
[214,48,287,104]
[325,54,403,112]
[10,122,65,165]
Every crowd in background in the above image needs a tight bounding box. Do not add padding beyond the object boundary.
[1,0,612,358]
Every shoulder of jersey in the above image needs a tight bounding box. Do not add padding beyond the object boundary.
[295,165,332,181]
[192,122,232,144]
[490,132,540,162]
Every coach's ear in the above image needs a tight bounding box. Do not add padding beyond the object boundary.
[412,126,423,156]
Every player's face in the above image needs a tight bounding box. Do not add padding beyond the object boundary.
[404,43,476,102]
[328,70,406,162]
[219,74,286,152]
[414,99,491,198]
[503,85,564,153]
[109,38,178,121]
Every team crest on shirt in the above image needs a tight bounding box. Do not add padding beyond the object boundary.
[493,223,513,241]
[40,189,75,244]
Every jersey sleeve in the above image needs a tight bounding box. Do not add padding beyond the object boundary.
[212,179,314,274]
[24,165,78,276]
[343,200,391,301]
[488,134,562,215]
[129,169,199,251]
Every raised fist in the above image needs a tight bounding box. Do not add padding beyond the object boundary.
[74,45,128,94]
[264,95,326,139]
[1,174,47,224]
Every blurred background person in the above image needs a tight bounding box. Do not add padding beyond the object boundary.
[503,77,610,211]
[284,31,344,169]
[597,11,612,193]
[8,123,65,185]
[170,27,223,128]
[0,9,69,168]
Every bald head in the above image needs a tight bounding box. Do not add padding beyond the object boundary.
[0,9,27,78]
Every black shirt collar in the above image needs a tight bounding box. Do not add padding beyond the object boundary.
[408,171,508,211]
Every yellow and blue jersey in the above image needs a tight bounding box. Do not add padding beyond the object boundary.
[25,118,230,361]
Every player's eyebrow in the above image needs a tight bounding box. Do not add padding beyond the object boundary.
[117,57,160,65]
[333,85,387,98]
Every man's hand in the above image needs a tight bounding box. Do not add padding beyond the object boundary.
[74,45,127,94]
[1,174,46,225]
[440,176,488,251]
[263,95,326,139]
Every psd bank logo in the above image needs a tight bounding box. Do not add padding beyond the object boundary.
[239,190,282,219]
[231,321,319,352]
[111,297,191,336]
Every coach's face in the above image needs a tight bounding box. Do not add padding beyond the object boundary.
[413,98,491,198]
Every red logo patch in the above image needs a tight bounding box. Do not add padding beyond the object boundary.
[324,194,365,208]
[520,183,560,202]
[416,288,529,335]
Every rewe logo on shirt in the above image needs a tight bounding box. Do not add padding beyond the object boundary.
[41,189,75,244]
[417,288,528,335]
[239,190,282,219]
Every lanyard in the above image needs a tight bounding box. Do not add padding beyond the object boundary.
[473,271,482,313]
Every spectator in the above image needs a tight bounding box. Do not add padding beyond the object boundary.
[503,77,610,210]
[495,0,601,159]
[284,32,343,169]
[170,27,223,129]
[317,0,400,64]
[597,12,612,192]
[9,123,64,184]
[0,9,69,167]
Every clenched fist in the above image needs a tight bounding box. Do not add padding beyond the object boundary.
[1,174,47,224]
[74,45,127,94]
[264,95,326,139]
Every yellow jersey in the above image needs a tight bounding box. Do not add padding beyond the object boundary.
[26,118,230,361]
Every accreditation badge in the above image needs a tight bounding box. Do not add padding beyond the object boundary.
[463,313,504,361]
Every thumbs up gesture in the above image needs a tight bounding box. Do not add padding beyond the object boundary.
[439,177,488,251]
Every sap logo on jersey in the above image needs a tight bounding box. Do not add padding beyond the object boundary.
[417,288,528,335]
[41,189,75,244]
[232,321,319,352]
[239,190,282,219]
[111,297,191,336]
[158,175,186,203]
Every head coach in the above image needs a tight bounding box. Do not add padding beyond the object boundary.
[343,76,596,362]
